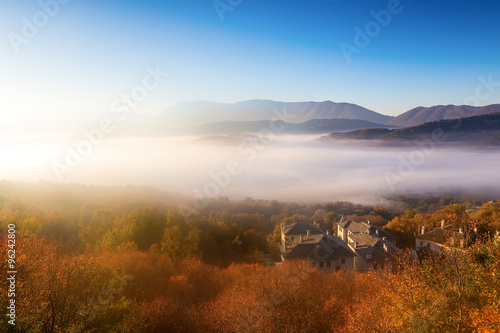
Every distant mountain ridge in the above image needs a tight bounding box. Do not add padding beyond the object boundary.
[321,112,500,145]
[162,100,394,126]
[386,104,500,127]
[189,118,396,135]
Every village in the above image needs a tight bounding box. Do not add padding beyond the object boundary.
[279,217,496,272]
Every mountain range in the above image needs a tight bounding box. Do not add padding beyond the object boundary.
[124,100,500,137]
[189,118,395,135]
[160,100,500,128]
[161,100,394,126]
[386,104,500,127]
[319,113,500,145]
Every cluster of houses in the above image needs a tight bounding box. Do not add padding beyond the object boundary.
[280,218,398,272]
[413,219,494,258]
[281,216,500,272]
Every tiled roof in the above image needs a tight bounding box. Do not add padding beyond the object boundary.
[283,222,323,236]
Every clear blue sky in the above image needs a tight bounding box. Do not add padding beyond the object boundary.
[1,0,499,121]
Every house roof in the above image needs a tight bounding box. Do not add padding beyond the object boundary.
[346,221,371,233]
[283,222,323,236]
[349,233,380,247]
[416,228,465,246]
[284,235,356,261]
[338,220,397,242]
[337,219,350,229]
[348,233,397,263]
[284,243,317,260]
[297,234,324,244]
[354,246,388,263]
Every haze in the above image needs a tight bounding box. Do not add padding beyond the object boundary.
[1,1,500,202]
[2,132,499,203]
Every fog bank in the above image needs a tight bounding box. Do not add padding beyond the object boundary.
[1,134,500,203]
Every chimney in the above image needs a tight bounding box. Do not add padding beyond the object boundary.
[307,230,311,237]
[326,230,330,236]
[299,235,303,243]
[383,243,388,252]
[421,226,426,235]
[367,220,371,225]
[382,236,387,242]
[441,220,445,228]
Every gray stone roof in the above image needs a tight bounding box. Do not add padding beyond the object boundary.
[283,222,323,236]
[338,220,397,243]
[354,246,388,263]
[416,226,475,247]
[284,243,317,260]
[348,233,398,263]
[346,221,371,234]
[337,218,350,229]
[349,233,380,247]
[296,234,324,245]
[284,235,356,261]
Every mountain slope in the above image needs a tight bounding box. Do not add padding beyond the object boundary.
[386,104,500,127]
[321,112,500,145]
[190,118,396,135]
[162,100,394,126]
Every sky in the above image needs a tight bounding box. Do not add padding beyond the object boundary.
[1,0,500,121]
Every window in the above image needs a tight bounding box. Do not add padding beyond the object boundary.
[319,262,324,268]
[341,258,345,264]
[326,261,331,268]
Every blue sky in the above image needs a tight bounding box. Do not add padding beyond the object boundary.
[1,0,499,121]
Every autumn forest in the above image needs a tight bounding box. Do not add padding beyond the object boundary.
[1,181,500,332]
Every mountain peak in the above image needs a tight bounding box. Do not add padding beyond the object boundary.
[163,100,394,126]
[386,104,500,127]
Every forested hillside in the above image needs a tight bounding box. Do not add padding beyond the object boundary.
[322,112,500,145]
[1,182,499,332]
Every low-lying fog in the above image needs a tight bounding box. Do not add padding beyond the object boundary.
[2,133,500,203]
